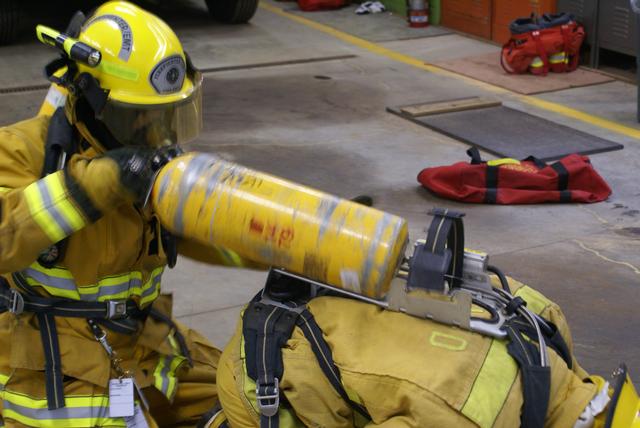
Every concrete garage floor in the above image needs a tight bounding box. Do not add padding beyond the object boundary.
[1,0,639,381]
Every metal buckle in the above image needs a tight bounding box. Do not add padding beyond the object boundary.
[256,378,280,417]
[106,300,127,319]
[8,289,24,315]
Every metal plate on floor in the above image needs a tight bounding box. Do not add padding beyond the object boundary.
[388,105,624,161]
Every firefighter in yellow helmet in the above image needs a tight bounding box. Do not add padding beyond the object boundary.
[0,2,244,426]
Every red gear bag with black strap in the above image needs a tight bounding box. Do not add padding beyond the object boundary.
[501,13,585,76]
[417,148,611,204]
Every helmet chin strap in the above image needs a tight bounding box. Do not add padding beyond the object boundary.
[73,97,122,152]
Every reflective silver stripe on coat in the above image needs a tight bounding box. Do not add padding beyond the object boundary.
[2,400,111,421]
[23,268,77,292]
[22,266,164,302]
[36,180,75,236]
[78,279,143,301]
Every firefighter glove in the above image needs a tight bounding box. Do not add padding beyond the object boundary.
[66,146,160,212]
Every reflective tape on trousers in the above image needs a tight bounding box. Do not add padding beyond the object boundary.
[0,392,125,427]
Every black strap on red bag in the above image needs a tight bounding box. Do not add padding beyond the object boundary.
[500,13,583,75]
[466,147,573,204]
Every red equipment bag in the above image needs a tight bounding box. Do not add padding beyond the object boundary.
[297,0,346,11]
[501,13,585,76]
[417,148,611,204]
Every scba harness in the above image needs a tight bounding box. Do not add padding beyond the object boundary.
[0,109,186,412]
[242,209,574,428]
[501,13,585,76]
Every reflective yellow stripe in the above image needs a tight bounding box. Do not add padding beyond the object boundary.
[23,264,164,303]
[530,57,544,68]
[549,52,567,64]
[461,339,519,428]
[0,390,125,427]
[0,187,11,193]
[1,409,123,428]
[24,182,65,242]
[487,158,520,167]
[3,392,107,410]
[153,355,186,402]
[99,60,139,81]
[23,172,87,242]
[28,263,74,279]
[153,332,188,401]
[166,356,184,400]
[24,276,80,300]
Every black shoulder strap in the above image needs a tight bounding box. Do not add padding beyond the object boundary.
[504,320,551,428]
[42,107,77,177]
[38,107,79,268]
[295,310,370,420]
[243,300,299,428]
[242,292,371,428]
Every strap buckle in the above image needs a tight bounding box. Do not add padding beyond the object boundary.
[106,300,127,319]
[8,289,24,315]
[256,378,280,417]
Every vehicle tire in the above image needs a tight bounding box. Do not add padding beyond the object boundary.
[205,0,258,24]
[0,0,20,45]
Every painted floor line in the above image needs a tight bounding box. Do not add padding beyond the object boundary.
[199,54,358,74]
[260,1,640,141]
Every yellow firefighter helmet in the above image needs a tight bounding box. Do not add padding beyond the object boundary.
[36,1,203,151]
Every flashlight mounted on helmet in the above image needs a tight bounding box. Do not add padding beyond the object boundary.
[35,1,204,151]
[36,25,102,68]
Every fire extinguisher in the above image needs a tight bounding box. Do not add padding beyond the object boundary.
[407,0,429,27]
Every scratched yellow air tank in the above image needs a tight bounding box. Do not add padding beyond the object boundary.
[152,152,409,299]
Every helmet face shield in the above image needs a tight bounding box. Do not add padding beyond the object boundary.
[98,71,203,148]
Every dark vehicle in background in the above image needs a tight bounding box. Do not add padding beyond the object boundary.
[0,0,258,45]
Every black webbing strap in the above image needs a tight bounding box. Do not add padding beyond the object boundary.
[296,310,370,421]
[0,282,144,319]
[504,321,551,428]
[148,307,193,367]
[408,208,465,291]
[550,161,572,202]
[509,318,573,370]
[44,56,74,87]
[485,165,499,204]
[0,278,187,410]
[522,156,547,169]
[75,73,109,115]
[36,312,65,410]
[243,301,298,428]
[38,108,79,268]
[466,147,483,164]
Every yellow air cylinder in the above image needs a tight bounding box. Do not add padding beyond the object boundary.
[152,152,409,299]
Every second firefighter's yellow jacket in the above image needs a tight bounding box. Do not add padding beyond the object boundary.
[217,278,598,428]
[0,114,245,413]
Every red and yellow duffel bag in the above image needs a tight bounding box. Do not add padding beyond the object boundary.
[417,148,611,204]
[501,13,585,76]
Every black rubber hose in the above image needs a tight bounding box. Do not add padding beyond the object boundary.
[487,265,511,294]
